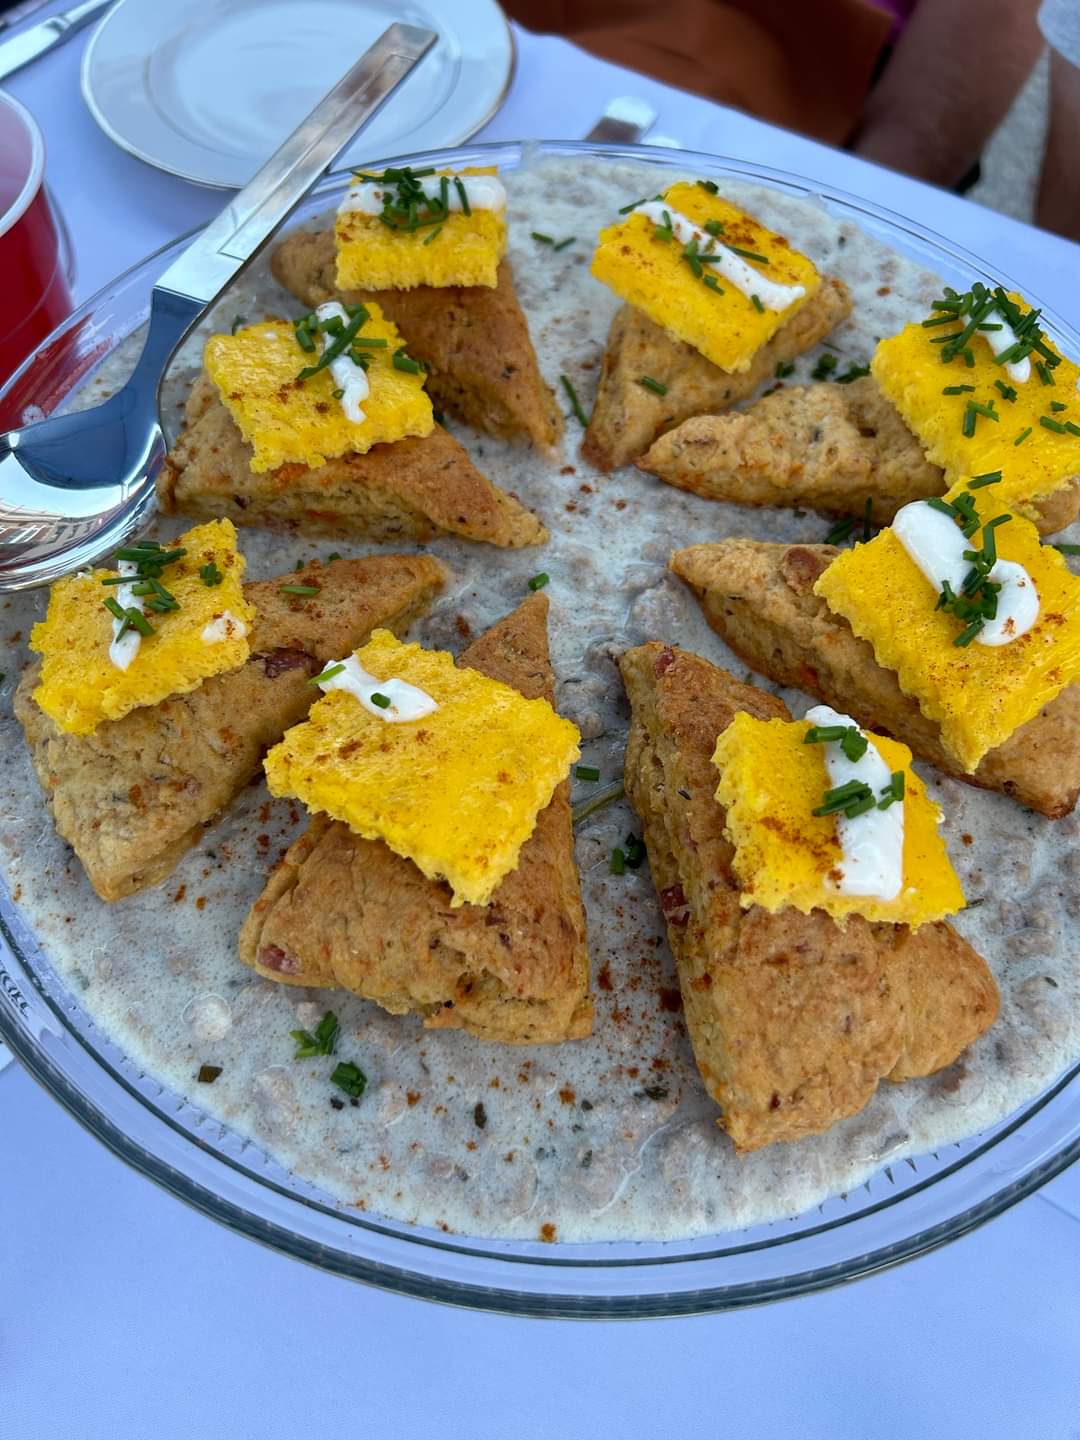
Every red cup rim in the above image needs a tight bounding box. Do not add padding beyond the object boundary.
[0,89,45,242]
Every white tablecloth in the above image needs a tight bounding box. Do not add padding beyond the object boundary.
[3,12,1080,1439]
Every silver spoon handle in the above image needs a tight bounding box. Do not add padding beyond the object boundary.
[155,22,436,308]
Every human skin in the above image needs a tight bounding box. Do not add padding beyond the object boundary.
[1037,49,1080,241]
[852,0,1043,187]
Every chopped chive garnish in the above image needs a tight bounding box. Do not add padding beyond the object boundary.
[702,275,724,294]
[877,771,905,810]
[698,179,719,194]
[638,375,668,396]
[330,1061,367,1100]
[728,245,769,263]
[308,663,346,686]
[926,496,958,518]
[862,496,873,541]
[775,361,795,379]
[1014,426,1032,445]
[280,584,320,596]
[803,725,848,743]
[528,572,550,591]
[572,780,624,826]
[994,379,1018,401]
[623,833,646,870]
[1036,361,1055,385]
[1050,400,1068,412]
[295,305,368,380]
[609,847,627,875]
[197,1064,222,1083]
[332,387,344,399]
[803,723,867,761]
[824,517,856,545]
[953,618,984,647]
[422,224,443,245]
[560,375,588,426]
[811,353,838,381]
[942,384,975,394]
[1053,543,1080,555]
[704,218,724,237]
[812,779,876,818]
[453,177,471,216]
[553,236,576,251]
[103,596,126,622]
[575,765,601,782]
[392,347,422,374]
[231,315,246,335]
[1040,415,1068,434]
[531,231,554,244]
[326,552,342,562]
[370,692,391,709]
[750,293,765,313]
[968,471,1002,489]
[618,197,647,214]
[836,362,871,384]
[1066,422,1080,436]
[290,1011,340,1059]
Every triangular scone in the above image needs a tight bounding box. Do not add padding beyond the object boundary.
[160,375,546,548]
[15,555,444,901]
[640,377,942,522]
[619,642,998,1152]
[670,539,1080,818]
[642,377,1080,534]
[272,230,562,455]
[581,276,852,473]
[238,595,592,1044]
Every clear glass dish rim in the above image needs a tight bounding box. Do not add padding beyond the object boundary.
[3,138,1078,1318]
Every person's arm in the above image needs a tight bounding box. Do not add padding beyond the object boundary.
[1037,48,1080,240]
[852,0,1042,187]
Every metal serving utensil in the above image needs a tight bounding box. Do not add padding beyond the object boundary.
[0,21,436,590]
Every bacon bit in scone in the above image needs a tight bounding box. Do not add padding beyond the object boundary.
[259,943,303,974]
[659,883,690,925]
[654,647,676,676]
[260,647,317,678]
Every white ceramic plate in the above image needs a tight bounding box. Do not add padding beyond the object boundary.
[80,0,514,189]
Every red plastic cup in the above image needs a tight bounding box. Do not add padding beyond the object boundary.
[0,91,72,386]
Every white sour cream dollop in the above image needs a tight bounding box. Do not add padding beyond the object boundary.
[315,301,370,424]
[108,560,143,672]
[893,500,1039,647]
[632,200,806,311]
[338,174,506,218]
[805,704,904,901]
[318,654,437,723]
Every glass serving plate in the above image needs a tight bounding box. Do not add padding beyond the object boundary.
[2,141,1079,1319]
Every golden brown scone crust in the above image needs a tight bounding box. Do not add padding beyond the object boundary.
[238,595,592,1045]
[619,641,998,1151]
[671,538,1080,818]
[15,555,445,901]
[581,276,852,473]
[641,376,1080,535]
[272,229,562,455]
[159,374,546,548]
[639,376,943,520]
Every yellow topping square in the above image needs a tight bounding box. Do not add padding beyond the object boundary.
[872,291,1080,517]
[712,712,964,928]
[31,519,254,736]
[590,183,820,372]
[335,167,507,291]
[263,629,580,907]
[815,505,1080,772]
[204,303,433,473]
